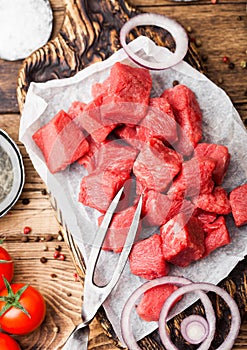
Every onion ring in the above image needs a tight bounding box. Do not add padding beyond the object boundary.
[180,315,209,344]
[120,13,188,70]
[121,278,241,350]
[159,283,241,350]
[120,276,212,350]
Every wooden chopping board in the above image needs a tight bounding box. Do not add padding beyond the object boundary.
[16,0,247,349]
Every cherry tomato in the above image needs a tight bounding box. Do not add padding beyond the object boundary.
[0,246,14,290]
[0,283,46,335]
[0,333,21,350]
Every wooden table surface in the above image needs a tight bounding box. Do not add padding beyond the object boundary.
[0,0,247,349]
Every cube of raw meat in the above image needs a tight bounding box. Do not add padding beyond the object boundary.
[193,208,217,225]
[129,234,170,280]
[133,139,182,192]
[98,205,142,253]
[194,143,230,185]
[78,170,130,213]
[160,214,205,267]
[100,62,152,124]
[138,97,177,145]
[203,216,231,256]
[161,84,202,156]
[77,136,101,170]
[192,186,231,215]
[85,140,138,174]
[136,284,179,322]
[74,95,116,143]
[68,101,86,120]
[229,183,247,227]
[32,110,89,173]
[91,76,111,98]
[114,125,145,150]
[142,190,194,227]
[167,156,216,200]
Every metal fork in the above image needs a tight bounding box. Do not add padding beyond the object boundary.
[63,186,142,349]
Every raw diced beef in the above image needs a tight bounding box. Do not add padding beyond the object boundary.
[68,101,86,120]
[77,136,101,170]
[85,140,138,174]
[137,98,177,145]
[194,143,230,185]
[203,216,230,256]
[192,186,231,215]
[99,62,152,124]
[229,183,247,226]
[142,190,194,227]
[98,205,141,253]
[160,214,205,267]
[74,95,116,143]
[129,234,170,280]
[32,110,89,173]
[78,170,130,213]
[167,157,216,200]
[133,139,182,192]
[91,76,111,99]
[193,208,217,225]
[136,284,179,322]
[161,84,202,156]
[114,125,145,150]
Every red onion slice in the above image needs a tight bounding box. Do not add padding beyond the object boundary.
[120,276,212,350]
[120,13,188,70]
[121,278,241,350]
[159,282,241,350]
[180,315,209,344]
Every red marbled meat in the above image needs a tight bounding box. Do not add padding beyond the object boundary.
[160,214,205,267]
[193,208,217,225]
[68,101,86,120]
[167,156,216,200]
[93,62,152,125]
[78,170,130,213]
[133,139,182,193]
[98,205,141,253]
[194,143,230,185]
[229,183,247,227]
[32,110,89,174]
[137,97,178,145]
[129,234,170,280]
[193,186,231,215]
[203,216,231,257]
[136,284,179,322]
[161,84,202,156]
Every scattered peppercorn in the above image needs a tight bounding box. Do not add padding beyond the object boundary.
[53,326,60,333]
[45,235,53,242]
[58,254,66,261]
[73,273,80,282]
[57,233,64,242]
[187,26,192,33]
[195,39,202,47]
[240,61,247,69]
[21,236,29,242]
[43,244,48,251]
[201,54,208,62]
[22,198,30,205]
[228,62,235,69]
[40,257,47,264]
[211,0,217,4]
[34,236,40,242]
[222,56,229,64]
[217,77,224,84]
[55,245,62,252]
[41,189,47,195]
[23,226,31,234]
[51,273,57,278]
[67,292,72,297]
[54,251,60,259]
[173,80,179,87]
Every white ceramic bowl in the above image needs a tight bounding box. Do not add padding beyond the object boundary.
[0,129,25,217]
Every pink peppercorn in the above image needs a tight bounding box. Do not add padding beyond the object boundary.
[23,226,31,234]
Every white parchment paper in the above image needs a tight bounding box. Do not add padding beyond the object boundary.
[19,36,247,345]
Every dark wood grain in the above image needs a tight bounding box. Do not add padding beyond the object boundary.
[0,0,246,349]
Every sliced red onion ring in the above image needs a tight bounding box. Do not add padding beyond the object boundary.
[180,315,209,344]
[121,277,241,350]
[120,13,188,70]
[120,276,212,350]
[159,283,241,350]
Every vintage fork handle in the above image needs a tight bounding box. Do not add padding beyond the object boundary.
[63,322,90,350]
